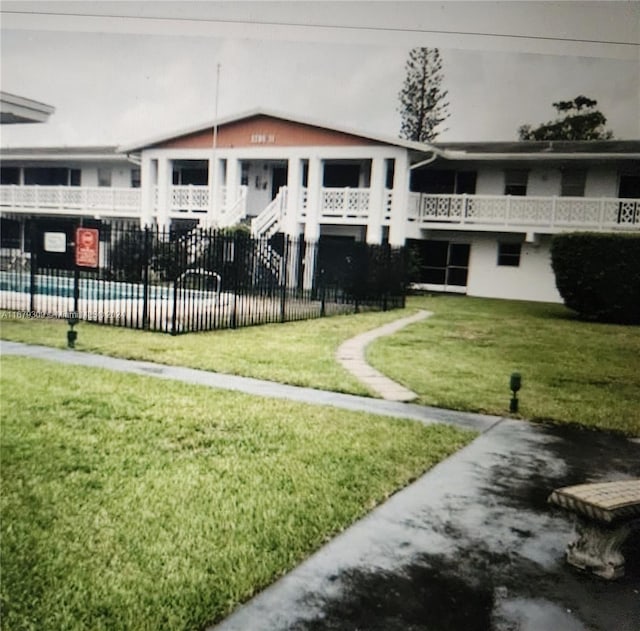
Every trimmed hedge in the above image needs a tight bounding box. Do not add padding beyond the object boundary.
[550,232,640,324]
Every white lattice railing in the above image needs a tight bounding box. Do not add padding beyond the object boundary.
[321,187,370,221]
[407,193,640,231]
[169,185,209,213]
[251,187,288,237]
[0,185,141,214]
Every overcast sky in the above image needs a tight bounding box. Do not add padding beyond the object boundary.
[1,1,638,148]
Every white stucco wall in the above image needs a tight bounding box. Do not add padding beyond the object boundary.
[243,160,276,216]
[466,233,562,303]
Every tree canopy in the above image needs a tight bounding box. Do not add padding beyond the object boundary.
[398,47,449,143]
[518,95,614,141]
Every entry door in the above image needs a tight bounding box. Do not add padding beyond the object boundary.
[271,167,288,199]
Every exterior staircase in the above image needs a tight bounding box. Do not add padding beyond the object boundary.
[251,187,288,238]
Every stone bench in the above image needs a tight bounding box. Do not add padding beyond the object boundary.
[548,479,640,579]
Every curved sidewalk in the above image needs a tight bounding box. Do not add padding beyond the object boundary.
[0,339,497,434]
[336,309,432,402]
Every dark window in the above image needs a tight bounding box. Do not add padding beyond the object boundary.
[447,243,470,286]
[385,159,395,189]
[498,242,522,266]
[410,169,477,194]
[411,169,455,194]
[323,164,360,187]
[130,169,140,188]
[456,171,477,194]
[561,169,586,197]
[618,174,640,198]
[24,167,69,185]
[504,170,528,196]
[0,167,20,184]
[1,218,21,248]
[410,239,470,287]
[70,169,81,186]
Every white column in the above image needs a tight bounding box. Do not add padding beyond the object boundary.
[226,157,240,209]
[156,156,172,231]
[389,152,409,246]
[304,157,322,242]
[207,157,225,227]
[139,154,155,227]
[284,158,303,288]
[303,156,322,289]
[283,157,302,237]
[366,156,386,245]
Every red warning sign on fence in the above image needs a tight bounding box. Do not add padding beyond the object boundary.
[75,228,99,268]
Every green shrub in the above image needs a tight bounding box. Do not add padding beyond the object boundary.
[550,232,640,324]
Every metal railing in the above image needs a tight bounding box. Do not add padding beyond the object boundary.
[0,222,406,334]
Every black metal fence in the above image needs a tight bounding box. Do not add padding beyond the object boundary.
[0,221,406,334]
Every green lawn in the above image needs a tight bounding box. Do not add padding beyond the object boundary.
[0,356,472,631]
[2,294,639,435]
[0,308,408,395]
[370,295,640,435]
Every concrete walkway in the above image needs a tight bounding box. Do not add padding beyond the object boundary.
[2,338,639,630]
[336,310,432,402]
[0,340,498,433]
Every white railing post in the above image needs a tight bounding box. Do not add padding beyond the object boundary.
[551,196,557,227]
[461,193,468,224]
[599,198,605,230]
[505,196,511,226]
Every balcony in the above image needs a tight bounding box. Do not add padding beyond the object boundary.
[407,193,640,233]
[0,185,141,217]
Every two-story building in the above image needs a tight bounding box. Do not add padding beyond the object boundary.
[1,109,638,302]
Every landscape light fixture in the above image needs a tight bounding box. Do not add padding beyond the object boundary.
[67,315,79,348]
[510,372,522,413]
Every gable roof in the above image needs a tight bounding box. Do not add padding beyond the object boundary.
[117,108,442,155]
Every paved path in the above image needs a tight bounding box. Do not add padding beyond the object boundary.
[0,340,498,433]
[336,310,432,402]
[2,337,639,630]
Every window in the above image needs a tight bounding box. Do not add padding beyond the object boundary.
[0,167,20,184]
[97,168,112,187]
[504,170,528,196]
[618,174,640,198]
[411,239,470,287]
[455,171,477,194]
[24,167,69,185]
[561,169,586,197]
[498,242,522,266]
[323,163,360,187]
[130,169,141,188]
[70,169,81,186]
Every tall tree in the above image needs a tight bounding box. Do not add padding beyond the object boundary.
[398,47,450,142]
[518,95,614,141]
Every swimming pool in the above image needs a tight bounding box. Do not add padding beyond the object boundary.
[0,271,215,301]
